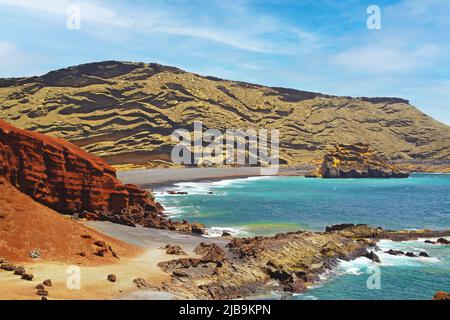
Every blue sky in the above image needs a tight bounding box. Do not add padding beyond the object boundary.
[1,0,449,124]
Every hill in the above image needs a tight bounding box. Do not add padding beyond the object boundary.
[1,61,449,168]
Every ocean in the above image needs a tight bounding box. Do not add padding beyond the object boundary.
[155,173,450,299]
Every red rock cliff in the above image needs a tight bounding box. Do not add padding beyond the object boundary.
[0,119,160,215]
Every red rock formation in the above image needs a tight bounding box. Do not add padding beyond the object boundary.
[0,118,159,215]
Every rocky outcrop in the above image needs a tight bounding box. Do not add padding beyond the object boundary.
[157,224,450,299]
[0,119,204,234]
[319,144,410,178]
[0,118,158,214]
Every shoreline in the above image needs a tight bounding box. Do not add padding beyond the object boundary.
[117,167,306,190]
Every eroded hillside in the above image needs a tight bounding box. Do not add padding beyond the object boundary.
[1,61,449,167]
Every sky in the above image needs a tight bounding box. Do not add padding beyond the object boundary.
[0,0,449,124]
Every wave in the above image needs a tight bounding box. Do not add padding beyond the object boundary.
[203,226,250,238]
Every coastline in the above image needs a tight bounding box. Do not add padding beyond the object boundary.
[117,167,305,190]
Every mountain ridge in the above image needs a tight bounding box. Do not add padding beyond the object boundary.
[1,60,449,167]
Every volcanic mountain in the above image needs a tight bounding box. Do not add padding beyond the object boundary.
[0,61,449,168]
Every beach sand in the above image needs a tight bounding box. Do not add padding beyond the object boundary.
[117,167,305,189]
[0,221,229,300]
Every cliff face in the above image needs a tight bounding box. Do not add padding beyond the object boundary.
[0,61,449,167]
[0,118,158,215]
[319,143,409,178]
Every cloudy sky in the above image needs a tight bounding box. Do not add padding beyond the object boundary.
[1,0,449,124]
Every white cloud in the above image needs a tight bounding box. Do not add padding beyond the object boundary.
[0,0,318,54]
[332,43,442,74]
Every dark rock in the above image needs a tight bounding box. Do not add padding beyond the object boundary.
[1,263,16,271]
[107,274,117,282]
[21,273,34,281]
[405,252,416,257]
[364,251,381,263]
[165,244,187,255]
[43,279,52,286]
[41,296,48,300]
[36,284,45,290]
[36,289,48,297]
[78,252,86,257]
[424,240,436,244]
[385,249,404,256]
[222,232,232,237]
[437,238,450,245]
[13,266,26,276]
[419,251,430,257]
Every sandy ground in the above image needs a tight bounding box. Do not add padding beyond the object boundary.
[0,221,228,300]
[117,167,305,188]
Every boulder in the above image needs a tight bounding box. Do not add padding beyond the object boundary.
[36,289,48,297]
[165,244,187,255]
[13,266,26,276]
[433,291,450,300]
[21,273,34,281]
[364,251,381,263]
[284,278,308,293]
[419,251,429,257]
[107,274,117,282]
[0,263,16,271]
[437,238,450,245]
[43,279,52,287]
[405,252,416,257]
[36,284,45,290]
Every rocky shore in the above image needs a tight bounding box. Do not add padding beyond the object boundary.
[152,224,450,299]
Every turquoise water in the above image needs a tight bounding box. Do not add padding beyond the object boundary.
[155,174,450,299]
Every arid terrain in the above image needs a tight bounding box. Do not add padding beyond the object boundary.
[0,61,449,170]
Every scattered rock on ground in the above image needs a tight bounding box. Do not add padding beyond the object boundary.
[1,263,16,271]
[107,274,117,282]
[36,289,48,297]
[29,250,41,259]
[385,249,404,256]
[21,273,34,281]
[43,279,52,286]
[13,266,26,275]
[165,244,187,255]
[36,284,45,290]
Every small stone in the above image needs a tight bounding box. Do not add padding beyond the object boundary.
[81,234,92,239]
[78,252,86,257]
[36,289,48,297]
[94,240,107,248]
[36,284,45,290]
[14,266,26,275]
[165,244,186,255]
[41,296,48,300]
[424,240,436,244]
[405,252,416,257]
[21,273,34,281]
[1,263,16,271]
[95,248,107,257]
[107,274,117,282]
[222,232,232,237]
[43,279,52,286]
[419,251,430,257]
